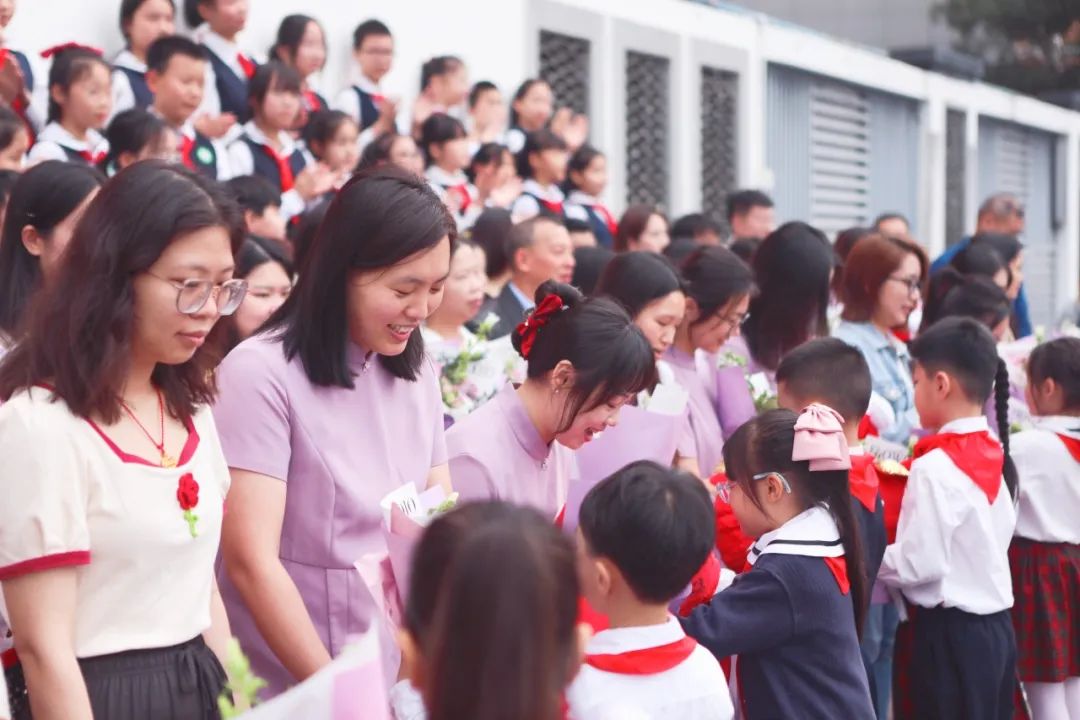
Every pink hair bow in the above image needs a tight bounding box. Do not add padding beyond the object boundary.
[792,404,851,472]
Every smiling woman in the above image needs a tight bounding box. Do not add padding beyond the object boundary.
[212,165,456,698]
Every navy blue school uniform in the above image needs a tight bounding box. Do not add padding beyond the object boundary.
[111,50,153,119]
[565,191,617,249]
[332,75,384,149]
[196,28,255,122]
[26,122,108,165]
[227,121,313,221]
[682,506,875,719]
[510,179,567,224]
[176,122,229,181]
[879,416,1017,720]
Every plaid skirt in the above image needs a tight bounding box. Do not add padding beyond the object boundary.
[1009,537,1080,682]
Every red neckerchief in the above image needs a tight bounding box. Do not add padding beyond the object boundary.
[1056,433,1080,462]
[235,53,256,80]
[370,92,386,104]
[849,454,880,513]
[447,183,472,213]
[585,635,698,675]
[677,552,720,617]
[824,556,850,594]
[539,198,564,215]
[857,414,879,440]
[259,144,296,192]
[913,431,1004,504]
[77,148,106,165]
[179,134,196,169]
[592,203,619,236]
[891,327,911,344]
[302,90,322,113]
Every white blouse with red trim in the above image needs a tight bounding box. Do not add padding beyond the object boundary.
[0,386,230,658]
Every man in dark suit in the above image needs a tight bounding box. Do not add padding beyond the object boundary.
[479,215,576,339]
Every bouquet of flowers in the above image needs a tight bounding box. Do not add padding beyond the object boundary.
[715,351,777,415]
[438,313,499,413]
[218,639,266,718]
[379,484,460,601]
[747,372,778,413]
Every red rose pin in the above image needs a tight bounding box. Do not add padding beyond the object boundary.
[177,473,200,538]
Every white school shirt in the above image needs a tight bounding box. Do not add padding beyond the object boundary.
[566,616,734,720]
[878,416,1016,615]
[563,189,606,224]
[425,165,480,229]
[26,122,108,164]
[0,387,229,657]
[333,73,386,152]
[1011,416,1080,544]
[511,179,565,223]
[109,49,146,121]
[227,120,314,220]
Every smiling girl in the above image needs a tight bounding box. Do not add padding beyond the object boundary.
[446,280,656,518]
[28,46,112,165]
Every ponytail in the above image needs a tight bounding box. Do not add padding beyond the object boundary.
[825,474,868,637]
[994,358,1019,499]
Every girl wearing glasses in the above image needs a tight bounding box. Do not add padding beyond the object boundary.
[213,166,454,698]
[0,161,245,720]
[682,407,874,719]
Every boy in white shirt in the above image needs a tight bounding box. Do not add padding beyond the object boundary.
[569,461,734,720]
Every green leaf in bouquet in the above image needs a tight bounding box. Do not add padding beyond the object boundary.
[428,492,460,517]
[217,638,266,718]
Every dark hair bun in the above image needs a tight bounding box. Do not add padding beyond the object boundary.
[510,281,582,358]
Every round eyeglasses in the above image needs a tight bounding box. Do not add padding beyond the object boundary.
[146,273,249,316]
[716,471,792,504]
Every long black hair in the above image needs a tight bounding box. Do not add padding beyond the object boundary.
[101,108,170,173]
[0,161,105,338]
[269,14,324,68]
[262,166,455,387]
[723,409,869,635]
[1027,337,1080,413]
[909,317,1019,498]
[594,250,685,319]
[680,246,755,326]
[921,269,1010,333]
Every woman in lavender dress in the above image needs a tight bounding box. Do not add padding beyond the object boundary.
[214,167,455,697]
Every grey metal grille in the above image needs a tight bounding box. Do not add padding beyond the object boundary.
[945,109,966,247]
[625,50,670,209]
[539,30,590,115]
[700,66,738,230]
[808,79,870,236]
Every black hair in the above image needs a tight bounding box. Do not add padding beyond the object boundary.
[0,162,105,338]
[262,166,455,387]
[723,409,869,635]
[872,212,909,235]
[563,144,603,194]
[181,0,202,28]
[744,222,835,371]
[662,237,698,265]
[679,246,755,325]
[270,14,324,66]
[288,198,329,277]
[509,78,549,128]
[147,34,204,74]
[921,268,1010,333]
[1027,337,1080,412]
[594,250,684,318]
[356,131,402,172]
[909,317,1019,497]
[516,129,567,179]
[511,281,656,432]
[468,80,499,109]
[469,207,512,279]
[302,110,355,156]
[120,0,176,41]
[972,232,1022,265]
[950,242,1008,281]
[101,109,170,172]
[579,460,714,604]
[0,105,25,152]
[420,55,463,92]
[570,245,614,297]
[729,237,761,264]
[248,61,302,111]
[504,215,564,273]
[466,142,508,183]
[46,47,111,124]
[236,234,293,279]
[775,338,872,424]
[726,189,773,223]
[419,113,467,167]
[224,175,281,215]
[671,213,723,242]
[0,170,18,209]
[353,18,391,51]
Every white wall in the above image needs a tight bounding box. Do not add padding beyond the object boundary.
[12,0,530,113]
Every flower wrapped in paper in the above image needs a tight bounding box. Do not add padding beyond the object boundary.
[424,314,525,420]
[379,485,459,602]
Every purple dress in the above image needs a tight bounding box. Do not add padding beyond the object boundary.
[663,347,727,478]
[446,383,575,520]
[212,335,447,697]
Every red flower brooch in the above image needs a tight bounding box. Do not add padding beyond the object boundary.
[177,473,200,538]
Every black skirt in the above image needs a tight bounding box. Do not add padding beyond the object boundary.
[5,636,225,720]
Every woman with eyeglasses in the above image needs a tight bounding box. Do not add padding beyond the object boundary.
[0,161,245,720]
[665,246,756,478]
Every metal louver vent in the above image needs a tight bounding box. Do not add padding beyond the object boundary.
[945,109,967,247]
[539,30,590,115]
[701,66,738,230]
[625,50,670,209]
[808,80,870,236]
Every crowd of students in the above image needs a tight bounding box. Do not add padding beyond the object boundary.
[0,1,1077,719]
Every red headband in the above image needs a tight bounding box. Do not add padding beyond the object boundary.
[41,43,104,60]
[516,294,566,360]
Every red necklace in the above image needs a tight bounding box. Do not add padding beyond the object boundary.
[119,389,176,467]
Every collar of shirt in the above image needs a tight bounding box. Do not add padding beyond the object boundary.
[353,73,382,96]
[507,281,535,312]
[838,321,910,358]
[425,165,468,187]
[496,383,552,464]
[345,340,375,373]
[148,105,195,140]
[112,49,146,73]
[37,122,104,152]
[566,190,601,207]
[522,178,565,203]
[938,415,990,436]
[242,120,298,156]
[662,346,697,372]
[585,616,686,656]
[748,505,844,564]
[200,27,246,77]
[1033,415,1080,438]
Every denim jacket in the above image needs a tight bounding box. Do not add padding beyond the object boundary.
[834,321,917,444]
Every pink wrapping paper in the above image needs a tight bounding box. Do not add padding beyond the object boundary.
[713,365,756,439]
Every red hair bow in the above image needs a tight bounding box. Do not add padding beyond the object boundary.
[516,294,566,360]
[41,43,104,59]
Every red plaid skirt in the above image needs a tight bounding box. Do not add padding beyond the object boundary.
[1009,537,1080,682]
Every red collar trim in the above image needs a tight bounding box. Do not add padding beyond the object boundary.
[1056,433,1080,463]
[585,635,698,675]
[913,431,1004,503]
[849,454,880,513]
